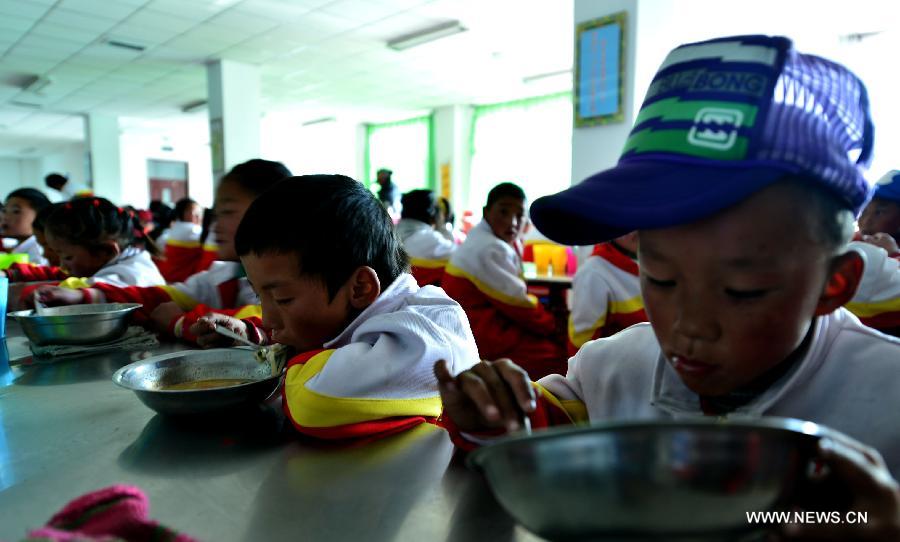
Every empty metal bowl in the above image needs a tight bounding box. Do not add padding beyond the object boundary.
[469,417,828,541]
[8,303,142,345]
[112,348,282,415]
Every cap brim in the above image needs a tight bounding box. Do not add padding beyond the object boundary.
[530,160,789,245]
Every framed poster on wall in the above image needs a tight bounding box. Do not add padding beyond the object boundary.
[575,11,626,126]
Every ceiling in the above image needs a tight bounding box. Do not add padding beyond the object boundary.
[0,0,574,157]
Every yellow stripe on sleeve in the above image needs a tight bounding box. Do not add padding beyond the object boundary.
[58,277,92,290]
[846,298,900,318]
[533,382,589,424]
[158,285,200,310]
[409,257,448,269]
[233,305,263,319]
[284,350,442,427]
[445,263,537,308]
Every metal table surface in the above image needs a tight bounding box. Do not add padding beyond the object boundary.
[0,322,542,542]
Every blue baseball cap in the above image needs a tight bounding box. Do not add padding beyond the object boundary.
[531,35,875,245]
[874,170,900,204]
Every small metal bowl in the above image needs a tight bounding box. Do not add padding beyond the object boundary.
[112,348,281,415]
[8,303,142,345]
[469,417,828,541]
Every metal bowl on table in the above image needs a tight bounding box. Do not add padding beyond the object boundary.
[8,303,142,345]
[468,417,830,541]
[112,348,281,415]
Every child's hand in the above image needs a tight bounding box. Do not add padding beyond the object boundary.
[777,435,900,541]
[434,358,536,434]
[30,286,86,307]
[149,302,184,333]
[189,314,250,349]
[861,233,900,255]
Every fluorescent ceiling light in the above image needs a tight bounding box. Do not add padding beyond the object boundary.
[387,21,467,51]
[523,69,572,84]
[181,100,207,113]
[302,116,336,126]
[21,74,53,95]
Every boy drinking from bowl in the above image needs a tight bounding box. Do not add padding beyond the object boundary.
[435,34,900,483]
[235,175,479,440]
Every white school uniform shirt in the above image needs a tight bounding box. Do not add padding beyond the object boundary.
[309,273,480,398]
[156,221,202,248]
[169,261,258,308]
[446,220,531,305]
[395,219,456,262]
[85,247,165,287]
[12,235,47,266]
[847,240,900,311]
[539,308,900,476]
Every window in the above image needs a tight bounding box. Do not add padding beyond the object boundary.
[364,115,434,194]
[468,92,573,213]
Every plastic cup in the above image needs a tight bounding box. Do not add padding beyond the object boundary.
[549,246,568,276]
[533,245,551,276]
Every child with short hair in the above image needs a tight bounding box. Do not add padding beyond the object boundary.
[567,232,645,355]
[395,189,456,286]
[235,174,479,439]
[34,159,290,347]
[442,182,566,379]
[435,36,900,482]
[1,187,52,265]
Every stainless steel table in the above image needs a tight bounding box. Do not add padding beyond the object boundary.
[0,322,541,542]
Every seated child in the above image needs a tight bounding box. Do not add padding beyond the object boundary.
[234,174,479,439]
[395,189,456,286]
[435,35,900,481]
[567,232,645,355]
[442,182,566,379]
[154,197,211,283]
[3,203,68,282]
[857,170,900,254]
[1,188,52,265]
[31,197,165,289]
[436,196,465,244]
[34,159,291,347]
[845,240,900,336]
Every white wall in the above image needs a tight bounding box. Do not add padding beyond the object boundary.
[39,144,87,190]
[0,158,42,197]
[119,123,213,209]
[571,0,638,186]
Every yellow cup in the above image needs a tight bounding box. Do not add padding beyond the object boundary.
[0,253,29,270]
[533,245,552,276]
[549,246,568,276]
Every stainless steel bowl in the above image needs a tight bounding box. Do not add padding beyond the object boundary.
[469,417,828,541]
[112,348,281,415]
[8,303,142,345]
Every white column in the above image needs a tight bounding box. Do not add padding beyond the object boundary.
[206,59,260,180]
[432,105,474,217]
[85,113,122,203]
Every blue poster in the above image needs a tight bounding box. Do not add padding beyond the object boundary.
[578,23,621,119]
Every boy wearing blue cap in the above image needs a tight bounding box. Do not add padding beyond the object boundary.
[435,34,900,488]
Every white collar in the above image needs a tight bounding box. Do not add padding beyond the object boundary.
[650,313,832,417]
[323,273,419,348]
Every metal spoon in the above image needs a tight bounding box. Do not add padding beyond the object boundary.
[212,324,260,349]
[33,292,47,316]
